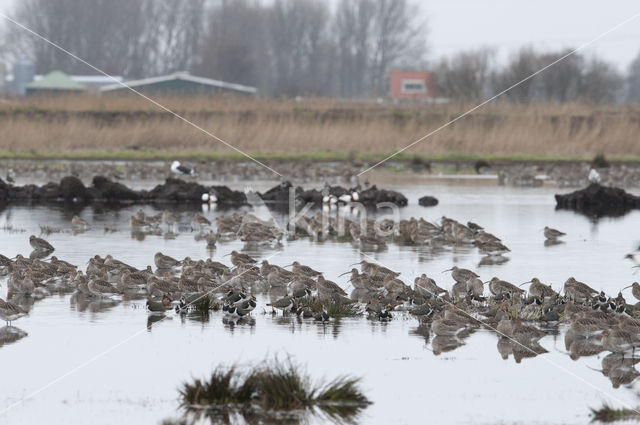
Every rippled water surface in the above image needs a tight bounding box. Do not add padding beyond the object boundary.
[1,176,640,425]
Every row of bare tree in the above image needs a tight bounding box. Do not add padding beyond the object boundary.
[436,47,639,104]
[3,0,640,102]
[2,0,426,97]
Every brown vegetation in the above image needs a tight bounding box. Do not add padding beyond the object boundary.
[2,96,640,159]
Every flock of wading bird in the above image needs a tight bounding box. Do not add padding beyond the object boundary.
[3,211,640,378]
[125,208,569,267]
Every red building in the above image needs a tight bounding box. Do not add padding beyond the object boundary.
[389,70,436,100]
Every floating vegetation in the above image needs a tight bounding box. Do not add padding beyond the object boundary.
[178,358,370,424]
[39,225,63,235]
[1,224,26,233]
[591,403,640,422]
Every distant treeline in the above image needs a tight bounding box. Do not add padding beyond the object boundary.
[436,47,640,104]
[2,0,640,103]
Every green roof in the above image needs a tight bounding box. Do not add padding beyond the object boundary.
[26,71,86,91]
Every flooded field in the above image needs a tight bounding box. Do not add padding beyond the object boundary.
[1,172,640,425]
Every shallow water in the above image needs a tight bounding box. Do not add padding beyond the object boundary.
[1,176,640,425]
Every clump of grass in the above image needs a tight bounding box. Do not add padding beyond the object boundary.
[591,403,640,422]
[592,153,610,168]
[39,225,62,235]
[303,297,362,318]
[192,295,221,314]
[179,358,370,423]
[1,224,26,233]
[474,159,490,173]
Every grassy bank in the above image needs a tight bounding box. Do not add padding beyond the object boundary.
[2,95,640,159]
[2,148,640,164]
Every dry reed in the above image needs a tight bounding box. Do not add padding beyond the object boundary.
[2,95,640,159]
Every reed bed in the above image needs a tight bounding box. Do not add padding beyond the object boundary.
[178,358,370,424]
[2,95,640,159]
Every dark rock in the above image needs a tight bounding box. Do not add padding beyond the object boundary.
[260,181,295,203]
[297,188,324,206]
[0,175,251,208]
[298,186,349,206]
[359,185,408,207]
[38,182,63,200]
[0,178,8,201]
[555,183,640,217]
[91,176,140,201]
[146,178,207,202]
[59,176,92,201]
[418,196,439,207]
[261,182,408,207]
[211,185,247,206]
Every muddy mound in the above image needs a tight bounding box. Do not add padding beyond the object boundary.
[259,181,408,207]
[0,176,248,207]
[210,185,248,206]
[145,178,207,202]
[297,186,350,206]
[60,176,92,201]
[358,185,408,207]
[91,176,140,201]
[555,183,640,217]
[418,195,439,207]
[260,181,298,204]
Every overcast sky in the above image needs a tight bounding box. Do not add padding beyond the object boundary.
[426,0,640,70]
[0,0,639,71]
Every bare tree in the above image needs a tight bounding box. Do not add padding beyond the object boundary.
[5,0,204,78]
[368,0,427,96]
[194,0,267,88]
[490,47,541,102]
[578,57,623,104]
[266,0,332,95]
[436,48,494,101]
[335,0,375,97]
[143,0,205,75]
[535,49,582,102]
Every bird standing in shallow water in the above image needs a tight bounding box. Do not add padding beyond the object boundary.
[175,296,188,314]
[622,282,640,302]
[544,227,565,241]
[488,277,524,298]
[267,296,295,314]
[0,298,28,325]
[71,215,90,230]
[226,251,257,267]
[147,295,169,313]
[442,266,479,285]
[29,235,54,252]
[154,252,181,270]
[314,306,330,322]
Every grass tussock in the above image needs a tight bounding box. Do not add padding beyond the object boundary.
[304,297,362,318]
[591,403,640,422]
[179,358,370,423]
[39,225,62,235]
[191,295,220,313]
[2,96,640,159]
